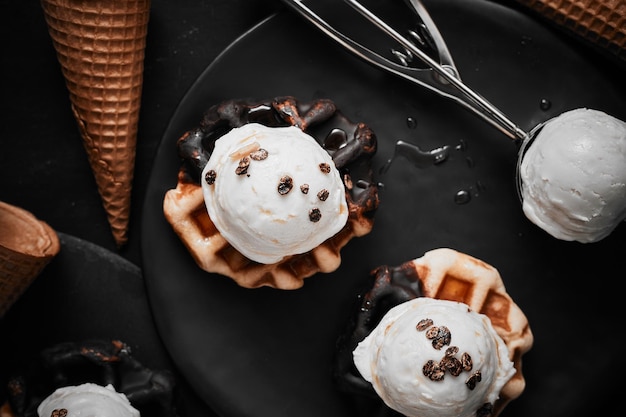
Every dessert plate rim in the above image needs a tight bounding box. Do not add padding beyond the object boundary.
[140,1,626,416]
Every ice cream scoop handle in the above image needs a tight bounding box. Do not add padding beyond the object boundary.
[281,0,529,141]
[342,0,528,141]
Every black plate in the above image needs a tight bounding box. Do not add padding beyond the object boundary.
[141,0,626,416]
[0,235,159,400]
[0,232,216,416]
[1,232,163,364]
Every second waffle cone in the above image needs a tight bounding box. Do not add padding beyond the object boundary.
[41,0,151,247]
[513,0,625,61]
[0,201,60,317]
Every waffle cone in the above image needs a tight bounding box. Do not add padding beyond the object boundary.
[41,0,152,246]
[0,402,15,417]
[0,201,60,317]
[514,0,625,60]
[409,248,534,416]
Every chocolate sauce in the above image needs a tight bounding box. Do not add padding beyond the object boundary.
[455,189,472,204]
[380,140,451,174]
[5,340,177,417]
[176,96,379,206]
[539,97,552,111]
[333,262,424,401]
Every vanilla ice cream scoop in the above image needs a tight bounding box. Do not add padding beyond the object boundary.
[37,383,140,417]
[519,108,626,243]
[201,123,349,264]
[353,297,515,417]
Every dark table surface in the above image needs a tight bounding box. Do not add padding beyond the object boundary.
[1,0,623,268]
[1,0,624,416]
[0,1,277,415]
[0,0,278,267]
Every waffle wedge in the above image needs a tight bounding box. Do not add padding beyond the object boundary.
[334,248,533,417]
[408,248,533,415]
[163,97,379,290]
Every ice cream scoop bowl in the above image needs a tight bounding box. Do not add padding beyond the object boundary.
[515,109,626,242]
[283,0,626,242]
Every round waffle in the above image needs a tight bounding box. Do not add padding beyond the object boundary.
[334,248,533,417]
[163,96,379,289]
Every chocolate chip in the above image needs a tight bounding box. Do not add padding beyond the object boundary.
[205,169,217,185]
[416,318,434,331]
[425,325,451,350]
[317,189,329,201]
[461,352,473,371]
[445,346,459,357]
[319,162,331,173]
[425,326,439,339]
[235,157,250,175]
[423,360,445,381]
[440,356,463,377]
[51,410,68,417]
[250,148,268,160]
[466,371,482,390]
[309,208,322,222]
[278,176,293,195]
[300,184,309,194]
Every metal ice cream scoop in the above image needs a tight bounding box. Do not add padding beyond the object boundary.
[280,0,529,141]
[281,0,626,242]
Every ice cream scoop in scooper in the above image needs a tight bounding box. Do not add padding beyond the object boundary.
[516,108,626,243]
[282,0,626,243]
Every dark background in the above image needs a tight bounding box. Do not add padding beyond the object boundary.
[1,0,624,416]
[0,0,279,268]
[0,1,278,415]
[1,0,622,269]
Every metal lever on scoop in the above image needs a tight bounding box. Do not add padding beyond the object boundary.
[280,0,529,141]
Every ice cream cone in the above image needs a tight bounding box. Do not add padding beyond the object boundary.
[0,402,13,417]
[513,0,625,61]
[40,0,151,247]
[0,201,60,317]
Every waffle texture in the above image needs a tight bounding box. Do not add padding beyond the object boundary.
[163,97,380,290]
[41,0,151,246]
[514,0,625,60]
[164,176,378,290]
[410,248,534,416]
[0,201,60,317]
